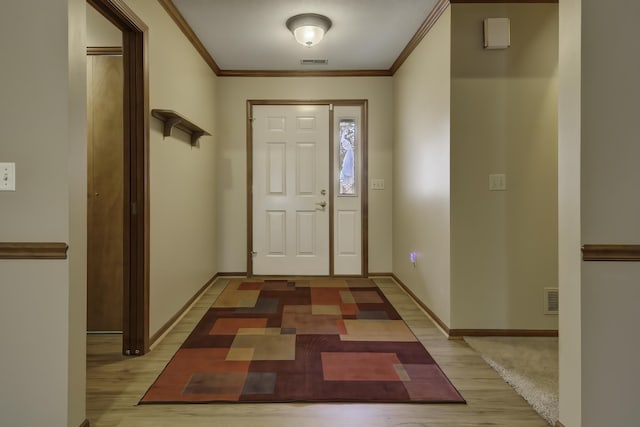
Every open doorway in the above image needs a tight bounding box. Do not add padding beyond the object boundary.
[86,15,124,333]
[86,0,149,355]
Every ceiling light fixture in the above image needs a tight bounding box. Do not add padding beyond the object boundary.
[286,13,332,48]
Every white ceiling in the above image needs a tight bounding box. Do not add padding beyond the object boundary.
[172,0,439,71]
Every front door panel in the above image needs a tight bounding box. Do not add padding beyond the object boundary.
[253,105,330,275]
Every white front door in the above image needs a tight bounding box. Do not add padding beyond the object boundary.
[252,105,330,275]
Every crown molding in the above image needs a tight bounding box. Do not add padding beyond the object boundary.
[158,0,556,77]
[218,69,392,78]
[158,0,450,77]
[157,0,221,75]
[389,0,451,74]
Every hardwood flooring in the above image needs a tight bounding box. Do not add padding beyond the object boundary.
[87,277,548,426]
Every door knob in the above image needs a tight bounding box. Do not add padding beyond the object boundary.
[316,201,327,208]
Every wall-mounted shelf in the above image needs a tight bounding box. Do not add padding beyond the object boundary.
[151,109,211,145]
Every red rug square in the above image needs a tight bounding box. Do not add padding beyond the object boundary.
[321,352,402,381]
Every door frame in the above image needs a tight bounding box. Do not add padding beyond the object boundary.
[246,99,369,277]
[87,0,150,355]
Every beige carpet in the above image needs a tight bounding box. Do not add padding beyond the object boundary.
[464,336,558,425]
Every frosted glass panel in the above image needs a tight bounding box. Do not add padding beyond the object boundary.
[338,119,356,195]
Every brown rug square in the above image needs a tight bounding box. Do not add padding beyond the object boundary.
[140,278,465,404]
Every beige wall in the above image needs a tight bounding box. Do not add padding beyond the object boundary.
[216,77,393,274]
[0,0,86,426]
[392,4,558,331]
[557,0,582,424]
[450,4,558,330]
[1,1,219,424]
[392,8,452,325]
[86,4,121,47]
[125,0,219,336]
[579,1,640,425]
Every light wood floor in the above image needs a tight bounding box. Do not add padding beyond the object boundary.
[87,277,548,427]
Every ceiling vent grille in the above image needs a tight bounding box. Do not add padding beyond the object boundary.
[300,59,328,65]
[544,287,559,315]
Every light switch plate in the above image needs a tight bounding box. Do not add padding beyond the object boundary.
[489,173,506,191]
[371,179,385,190]
[0,162,16,191]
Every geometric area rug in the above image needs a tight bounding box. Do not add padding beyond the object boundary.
[140,278,465,404]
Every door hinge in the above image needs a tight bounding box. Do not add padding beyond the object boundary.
[329,104,333,111]
[131,202,137,215]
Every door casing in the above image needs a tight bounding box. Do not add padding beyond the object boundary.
[247,99,369,277]
[87,0,150,355]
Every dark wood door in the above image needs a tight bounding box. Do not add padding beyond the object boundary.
[87,55,124,332]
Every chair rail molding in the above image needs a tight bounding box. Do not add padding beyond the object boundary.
[0,242,69,259]
[582,244,640,262]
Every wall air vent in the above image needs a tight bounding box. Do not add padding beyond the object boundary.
[300,59,328,65]
[544,287,559,315]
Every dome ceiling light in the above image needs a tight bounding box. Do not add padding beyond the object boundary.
[286,13,332,48]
